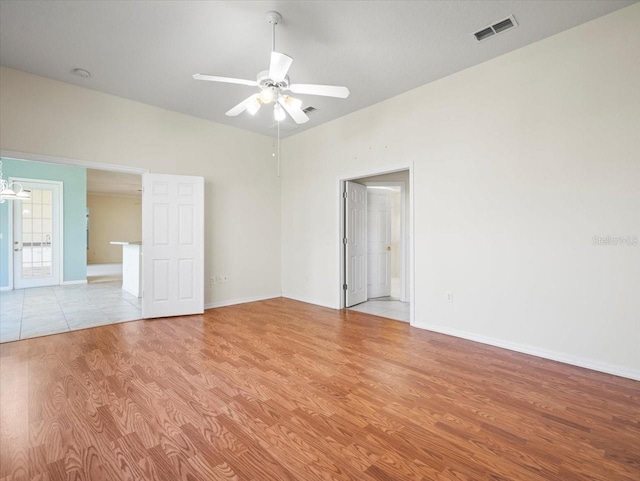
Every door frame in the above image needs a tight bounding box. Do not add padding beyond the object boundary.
[1,150,148,290]
[8,178,64,289]
[338,163,415,326]
[362,181,407,302]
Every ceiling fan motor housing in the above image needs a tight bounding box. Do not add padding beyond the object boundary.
[257,70,289,90]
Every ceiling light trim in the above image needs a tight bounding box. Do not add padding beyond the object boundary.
[71,68,91,78]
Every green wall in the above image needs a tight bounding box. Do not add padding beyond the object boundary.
[0,158,86,287]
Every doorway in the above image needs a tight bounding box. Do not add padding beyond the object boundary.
[366,184,405,300]
[86,168,143,287]
[340,168,412,323]
[1,151,205,343]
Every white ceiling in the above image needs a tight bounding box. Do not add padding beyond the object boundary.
[87,169,141,197]
[0,1,634,138]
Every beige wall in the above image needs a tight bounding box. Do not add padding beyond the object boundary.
[87,193,141,264]
[281,5,640,378]
[0,66,282,307]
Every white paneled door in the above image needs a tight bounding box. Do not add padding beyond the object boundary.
[367,190,392,298]
[13,180,62,289]
[142,174,204,318]
[345,181,367,307]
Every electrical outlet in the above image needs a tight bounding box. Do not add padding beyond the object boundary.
[446,291,453,303]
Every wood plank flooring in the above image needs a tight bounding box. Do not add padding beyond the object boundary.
[1,297,638,481]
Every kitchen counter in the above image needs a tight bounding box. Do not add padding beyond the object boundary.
[110,241,142,297]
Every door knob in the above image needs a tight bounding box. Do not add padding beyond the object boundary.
[387,246,391,251]
[14,247,22,251]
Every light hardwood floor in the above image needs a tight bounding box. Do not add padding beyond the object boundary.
[0,298,638,480]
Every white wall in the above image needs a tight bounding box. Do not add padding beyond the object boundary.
[281,5,640,378]
[87,193,142,264]
[0,66,281,306]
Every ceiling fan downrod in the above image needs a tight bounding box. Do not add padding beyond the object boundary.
[266,11,282,53]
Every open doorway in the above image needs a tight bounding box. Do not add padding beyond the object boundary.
[86,169,142,288]
[340,169,412,323]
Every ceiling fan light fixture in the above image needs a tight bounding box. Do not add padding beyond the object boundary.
[285,96,302,109]
[246,98,262,115]
[259,87,277,104]
[273,103,286,122]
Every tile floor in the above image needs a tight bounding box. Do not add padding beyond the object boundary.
[0,281,142,343]
[348,297,410,322]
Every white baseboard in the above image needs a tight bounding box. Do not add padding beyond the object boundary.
[205,293,282,310]
[281,294,338,310]
[414,322,640,382]
[2,281,88,289]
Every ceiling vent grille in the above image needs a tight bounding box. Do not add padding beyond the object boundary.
[302,106,318,114]
[473,15,518,42]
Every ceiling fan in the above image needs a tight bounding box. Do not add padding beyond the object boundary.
[193,11,350,125]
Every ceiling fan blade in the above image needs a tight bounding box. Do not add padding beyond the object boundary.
[193,74,258,87]
[268,52,293,82]
[289,83,350,98]
[278,97,309,124]
[226,93,261,116]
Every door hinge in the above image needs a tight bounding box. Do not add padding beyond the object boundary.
[343,191,348,199]
[343,237,348,244]
[343,284,348,290]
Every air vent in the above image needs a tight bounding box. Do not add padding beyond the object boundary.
[302,106,318,114]
[473,15,518,42]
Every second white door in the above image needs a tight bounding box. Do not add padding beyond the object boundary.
[367,189,392,298]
